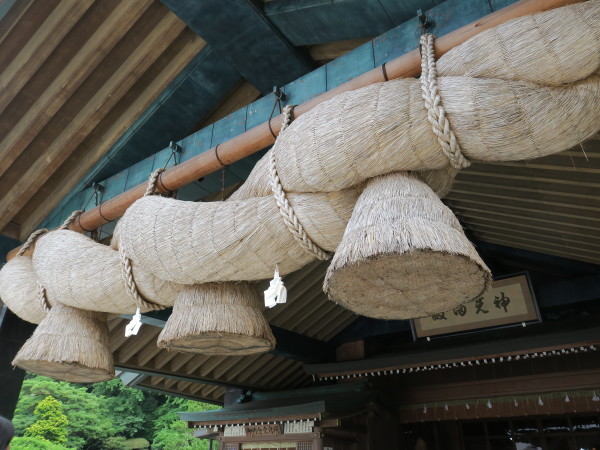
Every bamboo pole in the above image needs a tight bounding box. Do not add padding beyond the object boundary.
[6,0,582,261]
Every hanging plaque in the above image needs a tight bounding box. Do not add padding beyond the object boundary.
[412,273,539,338]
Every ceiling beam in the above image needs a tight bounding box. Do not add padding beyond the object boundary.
[160,0,315,93]
[126,309,335,364]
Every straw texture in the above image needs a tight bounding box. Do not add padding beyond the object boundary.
[32,230,180,314]
[0,256,47,324]
[12,303,114,383]
[115,187,360,284]
[234,0,600,199]
[157,282,275,355]
[324,172,492,319]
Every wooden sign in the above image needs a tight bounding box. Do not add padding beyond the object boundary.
[413,274,539,338]
[244,423,282,436]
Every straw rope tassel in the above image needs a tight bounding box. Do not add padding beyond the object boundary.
[420,33,470,170]
[269,105,331,261]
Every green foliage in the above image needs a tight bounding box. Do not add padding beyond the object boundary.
[14,374,221,450]
[11,436,73,450]
[24,396,69,444]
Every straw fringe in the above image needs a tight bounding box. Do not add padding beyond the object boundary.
[12,303,114,383]
[323,172,492,319]
[157,282,275,355]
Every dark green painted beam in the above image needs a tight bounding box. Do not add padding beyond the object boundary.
[160,0,315,94]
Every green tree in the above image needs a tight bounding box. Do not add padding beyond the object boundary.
[24,396,69,444]
[14,375,118,449]
[151,398,218,450]
[11,436,73,450]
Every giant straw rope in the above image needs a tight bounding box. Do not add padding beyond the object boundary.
[0,1,598,325]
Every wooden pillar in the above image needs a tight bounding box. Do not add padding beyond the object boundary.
[0,306,35,418]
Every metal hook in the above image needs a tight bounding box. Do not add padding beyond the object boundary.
[272,86,287,102]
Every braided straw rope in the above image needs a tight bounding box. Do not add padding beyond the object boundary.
[119,169,169,312]
[17,229,48,257]
[59,209,84,230]
[145,168,166,196]
[420,33,470,170]
[37,283,51,313]
[269,105,331,261]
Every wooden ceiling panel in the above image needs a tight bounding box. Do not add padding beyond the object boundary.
[16,30,206,237]
[0,0,206,239]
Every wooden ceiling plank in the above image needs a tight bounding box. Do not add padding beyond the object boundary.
[0,0,154,179]
[461,164,600,185]
[110,323,131,353]
[150,376,162,386]
[170,352,197,372]
[19,32,205,238]
[136,341,163,367]
[460,217,600,246]
[188,383,205,396]
[151,348,181,370]
[456,210,600,235]
[235,355,275,384]
[201,384,220,397]
[447,198,600,223]
[116,326,161,365]
[0,10,187,233]
[177,381,192,392]
[317,314,358,342]
[266,282,325,325]
[223,355,262,381]
[261,360,301,387]
[0,0,42,59]
[473,231,600,261]
[184,355,212,375]
[294,300,342,336]
[211,356,246,379]
[447,190,600,213]
[453,180,600,204]
[0,0,94,115]
[163,378,177,389]
[475,236,599,265]
[450,202,600,230]
[198,356,228,377]
[200,81,261,128]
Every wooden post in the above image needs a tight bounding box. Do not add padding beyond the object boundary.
[6,0,582,261]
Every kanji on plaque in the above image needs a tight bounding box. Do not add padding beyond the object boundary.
[413,274,539,338]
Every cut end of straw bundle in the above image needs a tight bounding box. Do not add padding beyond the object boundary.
[157,282,275,355]
[324,172,492,319]
[12,303,114,383]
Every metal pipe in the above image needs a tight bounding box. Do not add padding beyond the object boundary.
[6,0,582,261]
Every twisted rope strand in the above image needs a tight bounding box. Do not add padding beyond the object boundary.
[269,105,330,261]
[420,33,470,170]
[37,283,51,313]
[118,245,163,311]
[59,209,84,230]
[16,228,48,257]
[145,168,167,197]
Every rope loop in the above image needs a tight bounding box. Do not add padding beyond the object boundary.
[269,104,330,261]
[118,245,163,311]
[16,228,48,257]
[419,33,470,170]
[37,283,51,313]
[145,168,168,197]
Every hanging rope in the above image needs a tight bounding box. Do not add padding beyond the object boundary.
[16,229,48,257]
[37,283,51,313]
[419,33,471,170]
[269,105,330,261]
[118,245,163,311]
[119,169,169,312]
[144,168,167,197]
[59,209,84,230]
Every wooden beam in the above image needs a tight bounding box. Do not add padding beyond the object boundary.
[0,0,153,180]
[308,38,372,63]
[0,9,189,234]
[0,0,94,115]
[18,31,206,239]
[6,0,582,259]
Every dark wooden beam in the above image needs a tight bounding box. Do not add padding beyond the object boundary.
[160,0,315,93]
[305,319,600,377]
